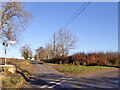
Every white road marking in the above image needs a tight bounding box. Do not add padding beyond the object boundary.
[55,80,60,81]
[68,78,72,79]
[49,82,56,84]
[62,80,66,82]
[56,83,61,85]
[61,78,66,79]
[40,77,70,88]
[48,85,56,88]
[40,85,49,88]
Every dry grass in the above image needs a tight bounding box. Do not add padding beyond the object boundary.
[2,72,24,88]
[1,58,33,88]
[44,63,60,66]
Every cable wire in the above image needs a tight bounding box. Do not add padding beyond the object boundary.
[63,2,87,28]
[63,0,92,29]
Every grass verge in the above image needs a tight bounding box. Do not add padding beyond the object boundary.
[1,59,33,88]
[54,65,118,76]
[44,63,61,66]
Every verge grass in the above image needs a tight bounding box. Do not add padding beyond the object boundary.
[2,72,24,88]
[45,63,60,66]
[1,59,33,88]
[57,65,117,75]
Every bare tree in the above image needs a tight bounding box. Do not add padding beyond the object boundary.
[36,47,46,60]
[55,44,62,57]
[0,2,32,41]
[56,29,78,57]
[20,45,32,59]
[45,43,54,59]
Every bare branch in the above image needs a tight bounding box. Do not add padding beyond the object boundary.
[56,29,78,57]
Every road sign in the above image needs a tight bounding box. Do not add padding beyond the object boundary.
[6,41,16,44]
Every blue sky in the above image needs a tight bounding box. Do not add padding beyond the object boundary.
[0,2,118,59]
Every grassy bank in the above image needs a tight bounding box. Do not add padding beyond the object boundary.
[55,65,117,76]
[1,59,33,88]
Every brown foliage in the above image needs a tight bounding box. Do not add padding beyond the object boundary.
[45,52,118,67]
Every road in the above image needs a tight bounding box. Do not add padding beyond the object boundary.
[25,61,71,88]
[67,69,119,88]
[25,61,119,88]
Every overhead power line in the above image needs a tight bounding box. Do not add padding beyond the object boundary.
[63,2,87,28]
[63,0,92,29]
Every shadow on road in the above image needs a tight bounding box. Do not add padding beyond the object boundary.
[25,73,71,88]
[67,77,119,88]
[26,72,119,88]
[25,62,119,88]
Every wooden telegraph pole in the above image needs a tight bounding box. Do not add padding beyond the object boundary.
[54,32,55,58]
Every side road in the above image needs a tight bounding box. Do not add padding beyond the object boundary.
[67,69,118,88]
[25,61,72,88]
[25,61,119,88]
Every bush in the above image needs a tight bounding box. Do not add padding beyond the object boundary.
[72,53,80,65]
[62,57,69,64]
[42,52,118,67]
[68,56,73,64]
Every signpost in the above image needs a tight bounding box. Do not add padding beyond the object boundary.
[3,41,16,65]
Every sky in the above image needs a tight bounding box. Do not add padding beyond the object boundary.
[0,2,118,59]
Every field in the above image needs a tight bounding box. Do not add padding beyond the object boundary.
[1,58,33,88]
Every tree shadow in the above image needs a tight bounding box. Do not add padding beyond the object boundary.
[24,72,119,88]
[67,76,119,88]
[25,73,71,88]
[17,70,30,82]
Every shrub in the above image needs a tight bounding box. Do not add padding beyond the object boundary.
[61,57,69,64]
[42,52,118,67]
[68,56,73,64]
[72,53,80,65]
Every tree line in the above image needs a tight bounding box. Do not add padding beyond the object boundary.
[0,2,78,60]
[44,52,119,67]
[20,29,78,60]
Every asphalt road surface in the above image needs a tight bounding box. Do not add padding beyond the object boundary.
[25,61,119,88]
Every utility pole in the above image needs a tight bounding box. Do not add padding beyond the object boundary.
[54,32,55,58]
